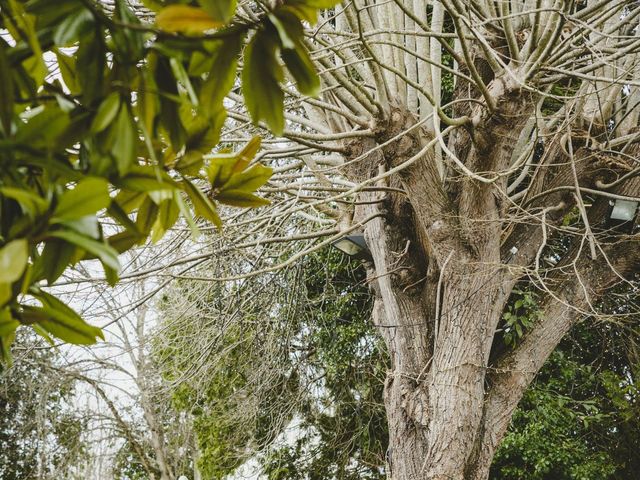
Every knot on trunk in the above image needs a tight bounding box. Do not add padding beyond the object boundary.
[399,379,430,427]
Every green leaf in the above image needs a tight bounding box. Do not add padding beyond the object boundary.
[0,239,28,283]
[117,166,179,192]
[15,105,70,148]
[113,190,146,214]
[0,187,48,216]
[53,177,111,222]
[0,40,14,136]
[270,12,321,96]
[36,240,77,285]
[206,155,237,188]
[175,151,204,176]
[281,0,342,24]
[108,229,145,253]
[53,7,94,47]
[200,33,244,113]
[0,308,17,365]
[0,283,11,307]
[198,0,236,24]
[91,92,121,133]
[55,49,80,93]
[216,189,270,207]
[174,191,200,237]
[182,178,222,229]
[242,28,285,135]
[136,195,160,235]
[156,5,224,33]
[151,198,180,243]
[75,29,105,105]
[232,136,261,173]
[49,229,120,272]
[111,106,137,175]
[23,291,104,345]
[222,164,273,192]
[0,308,20,337]
[61,216,100,239]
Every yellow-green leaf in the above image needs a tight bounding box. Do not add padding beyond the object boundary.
[91,92,121,133]
[232,136,261,173]
[53,177,110,222]
[156,5,223,34]
[182,178,222,229]
[242,29,285,135]
[216,189,270,207]
[223,164,273,192]
[0,239,28,283]
[197,0,236,24]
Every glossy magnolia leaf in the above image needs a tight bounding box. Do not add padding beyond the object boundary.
[175,151,204,176]
[232,136,261,173]
[90,91,121,133]
[49,230,120,272]
[151,198,180,243]
[0,308,20,337]
[108,230,145,253]
[36,240,77,285]
[281,0,342,24]
[113,190,146,214]
[216,189,270,208]
[111,106,137,175]
[242,28,285,135]
[52,177,110,222]
[174,191,200,237]
[0,40,13,136]
[55,49,80,94]
[156,5,223,34]
[24,291,104,345]
[271,12,320,97]
[0,239,28,283]
[53,7,94,47]
[200,33,244,113]
[136,196,160,235]
[60,216,101,239]
[206,155,238,188]
[0,187,48,217]
[137,70,159,134]
[198,0,236,24]
[107,202,141,234]
[117,166,179,192]
[182,178,222,229]
[222,164,273,193]
[0,309,18,365]
[15,105,71,148]
[0,284,10,307]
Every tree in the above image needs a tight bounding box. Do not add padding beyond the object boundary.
[154,249,388,479]
[159,1,639,478]
[0,0,336,361]
[0,331,88,480]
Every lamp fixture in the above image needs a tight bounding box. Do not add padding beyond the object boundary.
[331,234,372,260]
[607,199,639,232]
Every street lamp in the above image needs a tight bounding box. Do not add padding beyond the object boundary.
[331,234,372,260]
[607,198,639,232]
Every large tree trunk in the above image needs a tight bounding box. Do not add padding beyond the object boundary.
[347,104,640,478]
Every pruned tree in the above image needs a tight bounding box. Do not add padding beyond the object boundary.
[196,1,640,478]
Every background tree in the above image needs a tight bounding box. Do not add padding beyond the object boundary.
[0,331,88,480]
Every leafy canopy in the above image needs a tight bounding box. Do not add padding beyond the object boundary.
[0,0,339,362]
